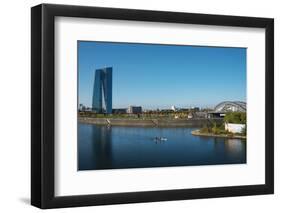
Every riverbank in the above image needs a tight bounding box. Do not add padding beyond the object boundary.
[191,129,246,139]
[78,117,223,127]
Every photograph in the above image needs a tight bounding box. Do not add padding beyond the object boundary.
[77,41,247,170]
[30,3,274,209]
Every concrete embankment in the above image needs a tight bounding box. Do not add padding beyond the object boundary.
[78,117,223,127]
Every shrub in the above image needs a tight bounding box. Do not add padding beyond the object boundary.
[200,124,211,133]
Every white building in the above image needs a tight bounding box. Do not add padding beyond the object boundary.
[171,105,177,111]
[225,123,245,134]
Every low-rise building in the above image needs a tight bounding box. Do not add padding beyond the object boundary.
[112,108,127,114]
[225,123,245,134]
[127,106,142,114]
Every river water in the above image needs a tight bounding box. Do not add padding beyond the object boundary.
[78,123,246,170]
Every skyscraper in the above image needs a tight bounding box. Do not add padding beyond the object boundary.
[92,67,112,114]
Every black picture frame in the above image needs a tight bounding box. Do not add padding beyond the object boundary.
[31,3,274,209]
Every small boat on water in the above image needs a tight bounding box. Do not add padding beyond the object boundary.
[153,137,167,141]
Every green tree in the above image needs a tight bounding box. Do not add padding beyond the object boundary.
[224,112,246,124]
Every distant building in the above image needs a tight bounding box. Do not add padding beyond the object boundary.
[194,112,208,118]
[190,107,200,112]
[171,106,177,111]
[78,104,92,112]
[187,111,208,119]
[84,107,92,112]
[127,106,142,114]
[187,112,193,119]
[92,67,112,114]
[79,104,85,111]
[178,108,189,112]
[207,112,226,118]
[112,108,127,114]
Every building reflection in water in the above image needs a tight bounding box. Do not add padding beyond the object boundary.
[225,139,244,155]
[91,125,113,169]
[212,137,246,162]
[78,124,113,170]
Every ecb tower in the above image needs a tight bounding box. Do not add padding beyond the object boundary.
[92,67,112,114]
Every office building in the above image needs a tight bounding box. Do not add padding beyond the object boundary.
[127,106,142,114]
[92,67,112,113]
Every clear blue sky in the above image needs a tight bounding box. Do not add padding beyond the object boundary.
[78,41,246,109]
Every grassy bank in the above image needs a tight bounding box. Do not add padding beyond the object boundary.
[191,129,246,139]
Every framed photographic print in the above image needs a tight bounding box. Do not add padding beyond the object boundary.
[31,3,274,209]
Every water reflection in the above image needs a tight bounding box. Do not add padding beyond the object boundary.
[78,124,246,170]
[78,125,113,170]
[91,125,113,168]
[225,139,245,154]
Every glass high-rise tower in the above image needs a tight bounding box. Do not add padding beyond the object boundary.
[92,67,112,114]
